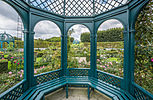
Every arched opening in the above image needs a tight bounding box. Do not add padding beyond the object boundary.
[97,19,124,77]
[0,1,24,94]
[67,24,90,68]
[34,20,61,75]
[134,0,153,94]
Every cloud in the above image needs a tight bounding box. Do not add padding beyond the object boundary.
[0,0,22,38]
[98,19,123,30]
[34,20,61,39]
[70,24,90,41]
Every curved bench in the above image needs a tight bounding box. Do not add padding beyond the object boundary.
[18,69,135,100]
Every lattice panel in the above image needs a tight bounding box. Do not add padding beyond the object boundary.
[1,82,25,100]
[30,0,64,15]
[35,70,62,85]
[69,69,89,76]
[94,0,127,15]
[65,0,93,16]
[97,71,121,87]
[134,87,151,100]
[29,0,128,16]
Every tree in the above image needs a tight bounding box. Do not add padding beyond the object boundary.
[81,32,90,42]
[67,28,75,53]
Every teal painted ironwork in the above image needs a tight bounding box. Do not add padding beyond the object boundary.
[0,0,152,100]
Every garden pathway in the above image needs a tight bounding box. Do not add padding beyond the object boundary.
[45,87,111,100]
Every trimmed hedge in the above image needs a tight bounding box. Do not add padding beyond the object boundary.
[83,42,124,48]
[81,28,123,42]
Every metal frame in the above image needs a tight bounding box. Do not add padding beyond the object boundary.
[0,0,152,99]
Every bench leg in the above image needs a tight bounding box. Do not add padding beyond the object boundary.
[66,84,68,98]
[88,85,90,100]
[63,86,66,90]
[91,88,94,92]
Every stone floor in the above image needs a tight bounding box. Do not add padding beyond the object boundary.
[45,87,111,100]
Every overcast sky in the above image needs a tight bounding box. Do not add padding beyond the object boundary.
[0,0,123,40]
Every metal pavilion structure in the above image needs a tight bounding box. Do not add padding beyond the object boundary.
[0,0,153,100]
[0,32,15,49]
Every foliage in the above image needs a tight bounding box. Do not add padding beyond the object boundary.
[6,42,15,51]
[37,52,44,57]
[81,28,123,42]
[135,0,153,94]
[46,37,61,42]
[97,48,124,77]
[81,32,90,42]
[70,37,74,42]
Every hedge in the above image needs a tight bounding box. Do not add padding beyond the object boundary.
[81,28,124,42]
[83,42,124,48]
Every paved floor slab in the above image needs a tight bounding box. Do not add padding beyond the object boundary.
[45,88,111,100]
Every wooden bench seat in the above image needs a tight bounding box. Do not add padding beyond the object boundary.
[19,76,135,100]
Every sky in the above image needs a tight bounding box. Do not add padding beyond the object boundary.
[0,0,123,40]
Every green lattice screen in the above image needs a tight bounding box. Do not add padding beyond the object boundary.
[94,0,127,14]
[30,0,64,15]
[30,0,128,16]
[65,0,93,16]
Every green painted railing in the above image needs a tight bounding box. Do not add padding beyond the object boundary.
[68,68,89,76]
[97,70,123,88]
[0,80,26,100]
[0,68,152,100]
[133,82,153,100]
[34,69,62,85]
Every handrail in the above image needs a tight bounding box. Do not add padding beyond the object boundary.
[34,69,62,85]
[97,70,123,88]
[97,70,123,81]
[68,68,90,70]
[34,69,62,78]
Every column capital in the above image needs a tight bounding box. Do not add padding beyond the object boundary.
[123,29,136,33]
[90,35,97,39]
[23,30,35,34]
[130,29,136,33]
[61,34,68,38]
